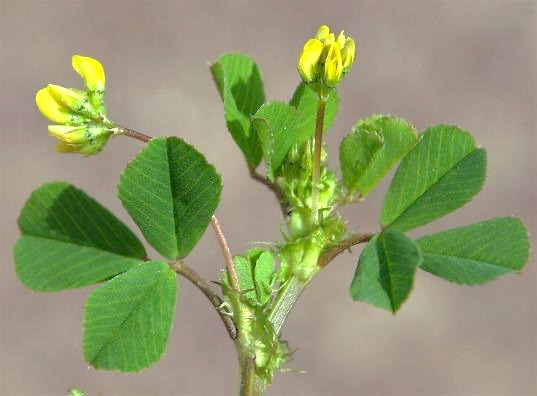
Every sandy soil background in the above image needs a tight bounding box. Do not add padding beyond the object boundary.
[1,1,535,395]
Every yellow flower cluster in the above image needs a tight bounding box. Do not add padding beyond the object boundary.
[35,55,115,155]
[297,25,356,91]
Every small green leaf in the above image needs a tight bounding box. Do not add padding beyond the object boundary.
[83,261,177,372]
[234,255,257,300]
[254,250,275,305]
[224,249,275,306]
[416,217,530,285]
[14,182,145,292]
[348,114,418,195]
[211,53,265,169]
[339,127,384,192]
[381,125,486,231]
[350,230,422,313]
[289,82,339,136]
[118,137,222,260]
[252,101,300,180]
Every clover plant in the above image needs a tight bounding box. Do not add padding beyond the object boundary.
[14,25,530,395]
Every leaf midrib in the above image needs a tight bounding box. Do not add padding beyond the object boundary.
[420,252,517,272]
[384,147,478,229]
[87,268,167,365]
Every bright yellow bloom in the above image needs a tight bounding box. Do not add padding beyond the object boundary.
[297,24,356,92]
[36,55,115,155]
[48,125,112,155]
[297,39,323,83]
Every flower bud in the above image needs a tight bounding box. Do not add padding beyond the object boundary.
[297,24,355,92]
[341,37,356,73]
[48,124,112,155]
[323,42,343,87]
[297,39,323,83]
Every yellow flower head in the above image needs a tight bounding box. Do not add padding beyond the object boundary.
[297,24,356,92]
[36,55,115,155]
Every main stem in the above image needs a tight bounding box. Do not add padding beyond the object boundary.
[311,97,326,223]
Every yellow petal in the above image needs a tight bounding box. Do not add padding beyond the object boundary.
[47,84,99,119]
[337,31,346,49]
[316,25,330,41]
[341,37,356,72]
[323,43,343,87]
[48,125,87,144]
[36,87,71,124]
[298,39,323,82]
[72,55,105,93]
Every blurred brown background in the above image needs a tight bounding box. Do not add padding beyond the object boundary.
[1,1,535,395]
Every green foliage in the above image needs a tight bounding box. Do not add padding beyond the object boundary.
[339,127,384,193]
[222,248,275,306]
[289,82,339,136]
[118,137,222,260]
[83,261,177,372]
[252,101,300,181]
[417,217,530,284]
[344,115,417,195]
[211,53,265,169]
[350,230,422,313]
[381,125,486,231]
[14,182,145,291]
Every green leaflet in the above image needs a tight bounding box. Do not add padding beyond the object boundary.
[252,101,300,181]
[14,182,145,291]
[339,127,384,193]
[350,230,422,313]
[211,53,265,169]
[381,125,486,231]
[83,261,178,372]
[251,84,339,181]
[417,217,530,284]
[118,137,222,260]
[346,114,418,195]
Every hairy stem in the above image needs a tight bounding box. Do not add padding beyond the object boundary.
[118,126,152,143]
[211,215,240,292]
[239,355,264,396]
[311,98,326,223]
[170,260,237,339]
